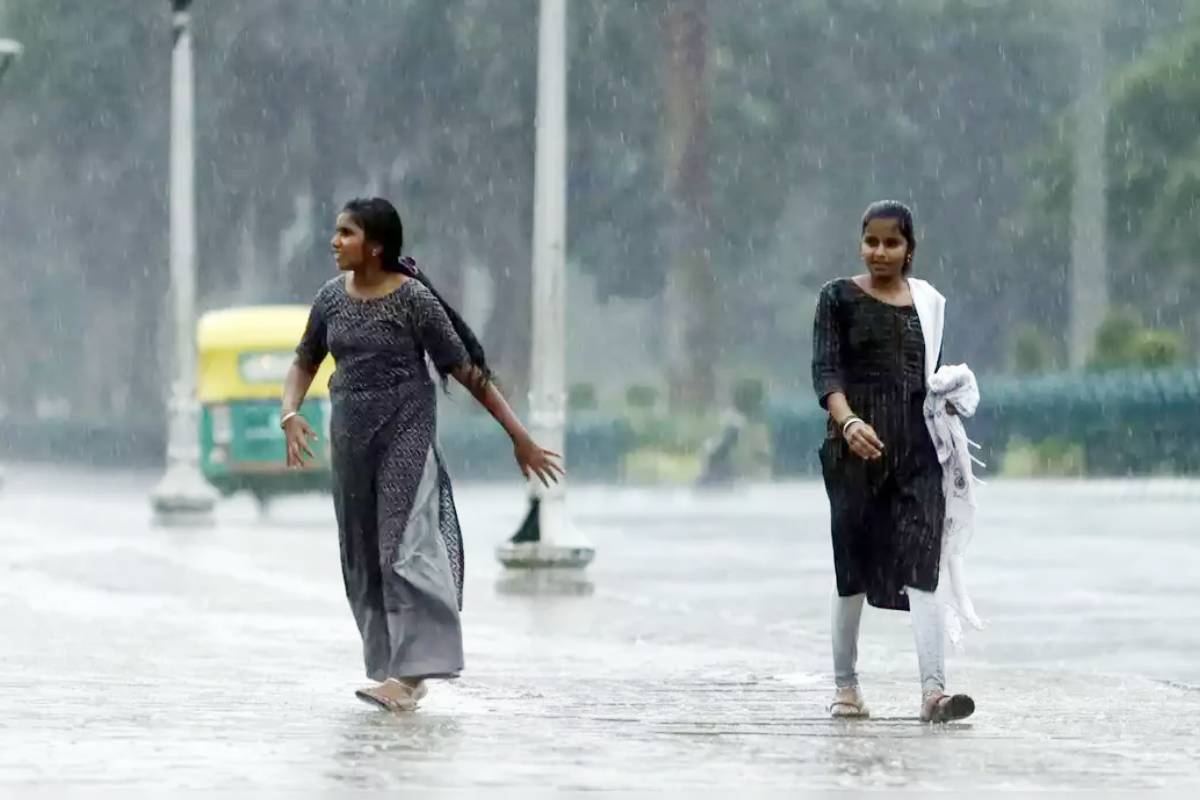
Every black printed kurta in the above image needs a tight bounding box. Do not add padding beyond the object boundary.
[811,278,945,611]
[296,275,470,681]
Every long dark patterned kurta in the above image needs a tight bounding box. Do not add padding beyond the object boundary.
[812,277,944,611]
[296,275,469,681]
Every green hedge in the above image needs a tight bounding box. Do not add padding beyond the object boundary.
[975,369,1200,475]
[5,369,1199,479]
[770,368,1200,477]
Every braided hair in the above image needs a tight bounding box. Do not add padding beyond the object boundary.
[341,197,492,386]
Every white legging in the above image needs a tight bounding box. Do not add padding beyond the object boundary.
[832,586,945,694]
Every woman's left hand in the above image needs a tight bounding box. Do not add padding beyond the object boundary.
[513,435,566,487]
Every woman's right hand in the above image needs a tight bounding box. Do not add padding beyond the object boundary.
[843,419,885,460]
[284,415,318,468]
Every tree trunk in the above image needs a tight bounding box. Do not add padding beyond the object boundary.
[661,0,716,411]
[1068,0,1109,370]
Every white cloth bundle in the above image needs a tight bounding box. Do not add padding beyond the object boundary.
[923,364,986,648]
[909,279,986,649]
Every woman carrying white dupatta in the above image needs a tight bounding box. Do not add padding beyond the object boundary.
[812,200,978,723]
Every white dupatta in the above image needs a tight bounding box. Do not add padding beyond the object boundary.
[909,278,986,648]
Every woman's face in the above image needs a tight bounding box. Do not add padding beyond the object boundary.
[859,217,910,279]
[330,212,370,271]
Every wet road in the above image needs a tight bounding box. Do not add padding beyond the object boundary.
[2,467,1199,790]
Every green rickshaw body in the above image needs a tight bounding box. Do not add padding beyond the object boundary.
[196,306,335,502]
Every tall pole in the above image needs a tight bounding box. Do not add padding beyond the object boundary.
[1068,0,1109,370]
[151,0,215,524]
[0,4,20,494]
[497,0,593,572]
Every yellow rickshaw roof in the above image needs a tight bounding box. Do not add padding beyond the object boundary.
[197,305,312,351]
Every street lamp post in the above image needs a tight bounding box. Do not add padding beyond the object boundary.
[150,0,215,525]
[1,34,23,493]
[496,0,594,573]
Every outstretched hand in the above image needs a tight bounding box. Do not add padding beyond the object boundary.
[513,436,565,487]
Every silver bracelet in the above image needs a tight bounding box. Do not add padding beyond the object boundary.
[280,410,300,429]
[840,416,864,437]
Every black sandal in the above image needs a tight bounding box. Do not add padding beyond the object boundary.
[921,692,975,723]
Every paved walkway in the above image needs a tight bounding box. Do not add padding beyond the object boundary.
[2,469,1199,790]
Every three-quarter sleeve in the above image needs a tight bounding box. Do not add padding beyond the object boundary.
[295,293,329,371]
[410,281,471,374]
[811,281,844,409]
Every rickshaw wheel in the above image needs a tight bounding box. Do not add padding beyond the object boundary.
[253,492,272,518]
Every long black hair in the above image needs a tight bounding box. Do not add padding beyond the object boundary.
[861,199,917,275]
[341,197,492,386]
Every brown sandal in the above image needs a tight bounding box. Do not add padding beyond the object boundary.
[355,679,426,712]
[829,685,870,719]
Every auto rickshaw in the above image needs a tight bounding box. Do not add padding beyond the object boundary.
[197,305,335,509]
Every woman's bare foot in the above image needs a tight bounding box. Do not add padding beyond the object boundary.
[398,678,428,703]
